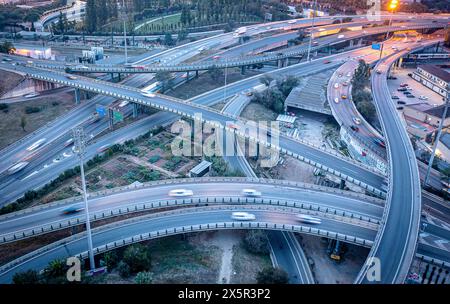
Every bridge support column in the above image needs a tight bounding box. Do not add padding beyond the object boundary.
[339,179,346,190]
[108,108,114,130]
[195,70,199,78]
[349,39,354,48]
[285,58,289,67]
[74,88,81,104]
[132,102,139,118]
[277,59,283,68]
[357,38,363,46]
[240,65,246,75]
[186,71,190,81]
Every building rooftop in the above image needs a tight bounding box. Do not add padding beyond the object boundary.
[189,160,212,175]
[441,132,450,150]
[418,64,450,83]
[424,104,450,119]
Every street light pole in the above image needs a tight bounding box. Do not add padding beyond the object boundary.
[223,57,228,103]
[306,0,317,62]
[73,127,95,272]
[122,0,128,65]
[424,86,450,186]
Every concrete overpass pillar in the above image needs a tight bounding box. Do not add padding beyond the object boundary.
[132,102,139,118]
[277,59,283,68]
[358,38,363,46]
[186,71,190,81]
[349,39,354,48]
[195,70,199,78]
[285,58,289,67]
[74,88,81,104]
[108,108,114,130]
[339,179,346,190]
[240,65,246,75]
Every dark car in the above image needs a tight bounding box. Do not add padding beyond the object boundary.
[350,125,359,132]
[391,96,400,99]
[407,94,415,98]
[397,88,407,92]
[62,206,84,215]
[397,106,404,110]
[397,101,406,105]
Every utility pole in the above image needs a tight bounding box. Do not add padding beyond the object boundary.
[72,127,96,272]
[306,0,317,62]
[424,85,449,186]
[122,0,128,65]
[223,57,228,103]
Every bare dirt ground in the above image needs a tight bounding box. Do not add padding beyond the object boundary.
[0,70,23,96]
[297,234,369,284]
[268,156,317,183]
[230,231,272,284]
[0,90,76,149]
[241,102,278,121]
[208,230,241,283]
[166,69,262,100]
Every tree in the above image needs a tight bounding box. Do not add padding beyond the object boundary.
[208,66,223,82]
[13,269,40,284]
[100,251,118,270]
[85,0,97,33]
[155,71,173,91]
[164,33,174,46]
[123,244,151,273]
[356,101,376,122]
[277,75,299,97]
[0,41,15,54]
[259,75,274,87]
[135,271,153,284]
[256,267,289,284]
[20,116,27,131]
[243,230,269,255]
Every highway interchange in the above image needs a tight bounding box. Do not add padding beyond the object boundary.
[0,13,449,284]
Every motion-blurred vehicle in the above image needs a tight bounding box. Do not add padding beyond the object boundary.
[7,161,29,175]
[350,125,359,132]
[419,95,428,100]
[241,189,262,197]
[374,138,386,148]
[231,212,256,221]
[341,94,347,99]
[169,189,194,197]
[66,75,78,80]
[26,138,46,151]
[323,60,331,64]
[141,91,156,98]
[334,83,339,89]
[334,97,339,103]
[62,206,84,215]
[353,117,361,125]
[64,138,74,147]
[296,214,321,224]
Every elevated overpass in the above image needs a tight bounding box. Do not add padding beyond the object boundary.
[0,62,387,196]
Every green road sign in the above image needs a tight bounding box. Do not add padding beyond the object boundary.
[113,110,124,122]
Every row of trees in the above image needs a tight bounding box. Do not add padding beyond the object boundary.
[350,60,377,125]
[251,75,300,114]
[85,0,119,33]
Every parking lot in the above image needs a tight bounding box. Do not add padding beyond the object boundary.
[388,67,445,108]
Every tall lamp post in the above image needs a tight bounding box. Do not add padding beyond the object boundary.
[306,0,317,62]
[122,0,128,65]
[385,0,398,40]
[73,127,96,272]
[424,85,450,186]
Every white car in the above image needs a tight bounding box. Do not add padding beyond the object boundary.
[338,34,345,39]
[169,189,194,197]
[419,95,428,100]
[231,212,256,221]
[141,90,155,98]
[353,117,361,125]
[296,214,321,224]
[334,83,339,89]
[241,189,262,197]
[288,20,296,24]
[334,97,339,104]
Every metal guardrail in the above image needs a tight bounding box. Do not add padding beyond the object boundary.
[0,194,381,244]
[0,204,375,277]
[0,176,385,221]
[22,67,387,194]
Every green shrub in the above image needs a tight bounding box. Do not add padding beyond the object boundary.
[135,271,153,284]
[117,261,131,278]
[12,269,40,284]
[123,244,151,273]
[148,155,161,163]
[25,106,41,114]
[256,267,289,284]
[243,230,269,255]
